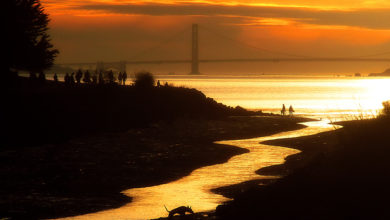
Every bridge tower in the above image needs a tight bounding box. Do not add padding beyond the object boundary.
[191,24,200,74]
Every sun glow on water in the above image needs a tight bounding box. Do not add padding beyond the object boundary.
[157,75,390,116]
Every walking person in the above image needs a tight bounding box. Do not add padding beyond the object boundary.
[289,105,295,116]
[281,104,286,116]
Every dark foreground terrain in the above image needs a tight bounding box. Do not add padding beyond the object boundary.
[2,77,258,148]
[0,77,309,219]
[214,115,390,219]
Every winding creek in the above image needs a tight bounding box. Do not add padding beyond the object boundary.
[62,119,340,220]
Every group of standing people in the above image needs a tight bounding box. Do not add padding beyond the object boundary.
[64,71,97,85]
[281,104,295,116]
[117,72,127,85]
[63,70,127,86]
[28,72,47,84]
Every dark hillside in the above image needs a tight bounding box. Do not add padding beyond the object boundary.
[2,77,258,147]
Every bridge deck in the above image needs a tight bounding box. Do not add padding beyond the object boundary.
[59,58,390,66]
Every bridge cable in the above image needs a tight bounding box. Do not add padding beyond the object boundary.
[200,25,390,60]
[344,51,390,59]
[128,27,191,61]
[199,25,313,59]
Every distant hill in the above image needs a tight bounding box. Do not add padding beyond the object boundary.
[369,68,390,76]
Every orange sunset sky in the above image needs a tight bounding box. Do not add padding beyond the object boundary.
[42,0,390,74]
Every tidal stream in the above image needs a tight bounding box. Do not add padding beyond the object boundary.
[62,119,339,220]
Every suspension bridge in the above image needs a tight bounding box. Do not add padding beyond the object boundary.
[58,24,390,74]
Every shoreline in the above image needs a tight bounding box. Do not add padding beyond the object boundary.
[0,116,310,219]
[214,116,390,219]
[209,127,339,203]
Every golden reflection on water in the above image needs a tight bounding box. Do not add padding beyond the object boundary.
[156,76,390,112]
[62,119,338,220]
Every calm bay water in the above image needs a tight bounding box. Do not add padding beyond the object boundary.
[156,75,390,117]
[35,73,390,116]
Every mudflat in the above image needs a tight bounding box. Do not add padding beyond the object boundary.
[0,116,309,219]
[215,117,390,219]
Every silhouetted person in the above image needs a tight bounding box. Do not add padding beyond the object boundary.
[118,72,122,85]
[122,71,127,85]
[38,72,46,85]
[108,70,114,84]
[92,73,97,84]
[64,73,70,85]
[70,72,75,84]
[29,72,37,81]
[83,70,91,83]
[53,73,58,82]
[28,72,38,86]
[289,105,295,116]
[98,71,104,84]
[157,80,161,87]
[281,104,286,116]
[164,82,168,87]
[75,69,83,84]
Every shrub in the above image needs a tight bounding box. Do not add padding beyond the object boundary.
[382,100,390,117]
[134,71,155,88]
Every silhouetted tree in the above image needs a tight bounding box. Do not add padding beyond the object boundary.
[5,0,58,76]
[134,71,155,88]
